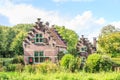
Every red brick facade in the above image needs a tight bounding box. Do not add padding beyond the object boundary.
[23,18,67,64]
[77,35,96,58]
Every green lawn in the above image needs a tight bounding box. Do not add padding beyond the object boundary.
[0,71,120,80]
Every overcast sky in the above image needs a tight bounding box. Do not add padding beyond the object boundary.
[0,0,120,41]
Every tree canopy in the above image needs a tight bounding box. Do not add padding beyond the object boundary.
[98,25,120,57]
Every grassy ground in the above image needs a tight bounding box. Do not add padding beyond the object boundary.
[0,71,120,80]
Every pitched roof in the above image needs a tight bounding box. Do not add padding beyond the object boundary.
[49,27,67,47]
[23,18,67,48]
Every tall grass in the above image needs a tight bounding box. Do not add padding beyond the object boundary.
[0,71,120,80]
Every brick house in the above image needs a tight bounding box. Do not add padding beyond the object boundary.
[77,35,97,58]
[23,18,67,64]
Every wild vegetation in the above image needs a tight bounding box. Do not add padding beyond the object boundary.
[0,24,120,80]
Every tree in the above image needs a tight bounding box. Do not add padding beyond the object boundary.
[10,31,27,55]
[100,25,117,36]
[98,32,120,57]
[55,26,79,53]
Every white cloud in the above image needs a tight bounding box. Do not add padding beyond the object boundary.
[53,0,94,3]
[0,0,105,41]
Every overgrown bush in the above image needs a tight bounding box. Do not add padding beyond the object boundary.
[3,59,13,66]
[60,54,74,69]
[12,56,24,64]
[24,61,58,73]
[85,53,101,72]
[36,61,58,73]
[24,65,36,73]
[0,74,9,80]
[60,54,81,72]
[85,53,112,72]
[4,64,16,72]
[100,55,112,71]
[15,64,24,72]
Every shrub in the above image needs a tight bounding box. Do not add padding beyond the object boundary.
[4,64,16,72]
[100,55,112,71]
[60,54,81,72]
[0,74,9,80]
[36,61,58,73]
[85,54,113,72]
[60,54,74,69]
[12,56,24,64]
[15,64,24,72]
[0,61,3,68]
[85,53,101,72]
[57,51,65,61]
[24,65,36,73]
[69,58,78,72]
[3,59,13,66]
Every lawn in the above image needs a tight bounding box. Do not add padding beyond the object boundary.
[0,71,120,80]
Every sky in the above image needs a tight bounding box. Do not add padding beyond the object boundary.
[0,0,120,42]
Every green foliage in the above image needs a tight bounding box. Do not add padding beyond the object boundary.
[36,62,58,73]
[0,72,120,80]
[111,58,120,66]
[60,54,74,69]
[60,54,81,72]
[85,53,101,72]
[10,31,27,55]
[100,55,112,71]
[24,62,58,73]
[0,73,9,80]
[57,51,65,61]
[55,26,79,53]
[12,56,24,64]
[0,24,33,57]
[68,58,78,72]
[4,64,16,72]
[85,54,113,72]
[98,32,120,57]
[24,65,36,73]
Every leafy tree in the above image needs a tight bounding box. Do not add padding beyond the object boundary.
[10,31,27,55]
[55,26,79,53]
[98,32,120,57]
[100,25,117,36]
[0,24,33,57]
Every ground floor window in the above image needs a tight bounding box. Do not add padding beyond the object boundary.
[34,51,44,63]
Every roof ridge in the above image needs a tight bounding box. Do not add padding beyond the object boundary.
[51,27,67,46]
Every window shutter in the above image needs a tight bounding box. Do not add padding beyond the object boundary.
[28,57,33,64]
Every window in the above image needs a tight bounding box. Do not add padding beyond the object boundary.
[39,51,43,56]
[35,34,43,43]
[80,46,87,52]
[34,51,44,63]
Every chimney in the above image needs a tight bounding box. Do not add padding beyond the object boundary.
[93,37,97,48]
[45,21,49,26]
[37,18,41,23]
[81,35,84,39]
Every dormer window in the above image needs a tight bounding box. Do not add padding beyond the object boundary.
[35,33,43,43]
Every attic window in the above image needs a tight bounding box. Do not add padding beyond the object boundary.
[35,34,43,43]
